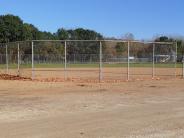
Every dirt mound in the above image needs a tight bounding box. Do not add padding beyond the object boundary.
[0,74,174,83]
[0,74,32,81]
[34,78,65,82]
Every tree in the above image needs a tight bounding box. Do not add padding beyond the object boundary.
[0,14,24,42]
[56,28,69,40]
[40,31,56,40]
[122,33,135,40]
[115,42,127,55]
[56,28,103,40]
[0,14,105,57]
[22,23,34,40]
[154,36,184,55]
[176,40,184,56]
[155,36,174,42]
[0,15,43,43]
[56,28,104,55]
[22,23,42,40]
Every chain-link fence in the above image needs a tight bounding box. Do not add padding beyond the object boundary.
[0,40,182,82]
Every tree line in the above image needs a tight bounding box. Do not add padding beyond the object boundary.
[115,35,184,61]
[0,14,184,59]
[0,14,103,43]
[0,14,103,55]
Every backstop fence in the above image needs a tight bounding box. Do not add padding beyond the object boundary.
[0,40,183,82]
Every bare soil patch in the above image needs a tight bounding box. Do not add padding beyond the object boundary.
[0,78,184,137]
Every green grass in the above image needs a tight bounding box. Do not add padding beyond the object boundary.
[36,63,182,68]
[0,63,183,69]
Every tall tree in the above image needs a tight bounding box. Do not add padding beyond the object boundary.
[0,14,24,42]
[56,28,69,40]
[115,42,127,55]
[40,31,56,40]
[22,23,41,40]
[56,28,104,54]
[155,36,174,42]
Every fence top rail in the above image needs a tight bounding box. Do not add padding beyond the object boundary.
[0,40,175,45]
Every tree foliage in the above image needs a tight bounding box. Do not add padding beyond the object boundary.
[155,36,184,61]
[115,42,127,55]
[56,28,103,54]
[1,14,184,59]
[0,14,104,55]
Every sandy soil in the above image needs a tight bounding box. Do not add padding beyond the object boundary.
[0,79,184,138]
[2,67,182,81]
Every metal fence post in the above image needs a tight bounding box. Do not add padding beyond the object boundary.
[99,41,103,82]
[6,44,8,74]
[32,41,34,80]
[64,41,67,80]
[182,59,184,78]
[174,42,177,78]
[17,43,20,76]
[127,41,130,81]
[152,43,155,78]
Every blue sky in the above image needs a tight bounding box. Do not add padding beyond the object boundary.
[0,0,184,39]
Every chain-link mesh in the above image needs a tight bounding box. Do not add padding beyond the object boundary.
[33,41,65,79]
[0,40,181,81]
[102,41,128,80]
[67,41,100,80]
[0,43,6,74]
[129,42,153,80]
[19,41,32,78]
[177,50,184,78]
[7,42,18,76]
[154,43,176,78]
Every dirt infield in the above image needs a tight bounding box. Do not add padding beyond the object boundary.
[0,67,182,83]
[0,79,184,137]
[1,67,183,82]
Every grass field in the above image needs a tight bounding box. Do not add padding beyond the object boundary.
[0,63,183,69]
